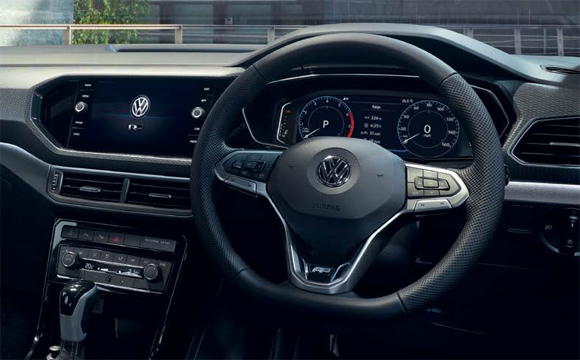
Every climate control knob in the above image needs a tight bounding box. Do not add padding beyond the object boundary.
[191,107,206,120]
[61,251,78,268]
[143,263,159,281]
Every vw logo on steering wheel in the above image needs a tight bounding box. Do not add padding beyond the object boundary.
[317,156,351,188]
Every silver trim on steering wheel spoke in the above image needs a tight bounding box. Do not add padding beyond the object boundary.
[214,152,469,295]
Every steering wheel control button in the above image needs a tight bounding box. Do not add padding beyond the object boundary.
[423,170,438,179]
[423,179,439,188]
[438,179,450,190]
[415,199,452,213]
[407,183,424,198]
[437,173,460,196]
[424,189,440,197]
[225,176,257,194]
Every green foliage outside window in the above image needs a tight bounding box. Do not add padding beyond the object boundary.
[73,0,149,44]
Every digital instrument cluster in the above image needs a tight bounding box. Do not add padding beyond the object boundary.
[276,94,472,159]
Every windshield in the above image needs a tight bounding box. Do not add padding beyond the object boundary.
[0,0,578,56]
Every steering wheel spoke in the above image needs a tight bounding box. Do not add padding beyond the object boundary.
[404,162,469,214]
[214,150,282,196]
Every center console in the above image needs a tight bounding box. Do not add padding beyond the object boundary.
[28,219,187,360]
[54,221,178,293]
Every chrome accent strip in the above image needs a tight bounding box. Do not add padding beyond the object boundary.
[505,181,580,205]
[508,116,580,169]
[215,151,469,294]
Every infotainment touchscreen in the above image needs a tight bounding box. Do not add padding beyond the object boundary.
[67,79,215,157]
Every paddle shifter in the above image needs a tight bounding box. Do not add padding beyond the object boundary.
[56,280,98,360]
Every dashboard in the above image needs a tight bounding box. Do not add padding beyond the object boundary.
[0,23,579,360]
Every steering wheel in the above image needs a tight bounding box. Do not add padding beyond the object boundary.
[191,33,505,321]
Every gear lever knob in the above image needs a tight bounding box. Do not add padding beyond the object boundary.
[59,280,98,343]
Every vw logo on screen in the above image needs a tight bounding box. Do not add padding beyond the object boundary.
[131,95,150,118]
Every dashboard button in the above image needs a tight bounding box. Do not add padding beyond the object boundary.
[112,253,127,264]
[94,231,109,243]
[124,234,141,247]
[415,199,452,213]
[88,249,101,260]
[140,237,176,252]
[191,107,206,120]
[100,251,114,262]
[110,275,134,288]
[126,255,140,266]
[78,229,94,241]
[62,226,79,239]
[108,232,124,245]
[84,270,108,283]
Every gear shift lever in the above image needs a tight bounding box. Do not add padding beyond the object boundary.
[56,280,98,360]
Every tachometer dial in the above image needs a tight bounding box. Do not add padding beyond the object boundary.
[298,96,354,140]
[397,100,460,158]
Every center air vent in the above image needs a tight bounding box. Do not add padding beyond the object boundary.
[126,179,190,209]
[513,117,580,166]
[60,172,124,202]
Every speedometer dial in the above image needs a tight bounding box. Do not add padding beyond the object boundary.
[397,100,460,158]
[298,96,354,140]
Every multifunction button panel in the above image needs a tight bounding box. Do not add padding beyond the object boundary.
[406,167,460,198]
[55,224,179,294]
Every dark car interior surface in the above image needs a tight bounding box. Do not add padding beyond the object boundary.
[1,24,579,360]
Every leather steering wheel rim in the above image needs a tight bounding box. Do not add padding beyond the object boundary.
[191,33,505,321]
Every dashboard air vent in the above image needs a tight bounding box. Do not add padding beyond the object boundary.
[126,179,190,209]
[513,117,580,166]
[542,66,580,75]
[60,172,124,202]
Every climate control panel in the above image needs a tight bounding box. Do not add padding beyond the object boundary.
[52,221,182,294]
